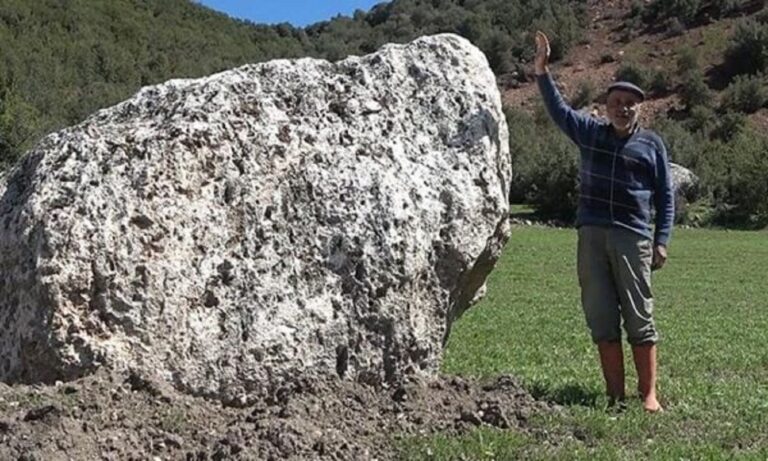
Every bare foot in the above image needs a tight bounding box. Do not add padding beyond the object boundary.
[641,394,663,413]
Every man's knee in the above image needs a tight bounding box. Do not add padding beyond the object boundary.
[585,312,622,344]
[625,322,659,345]
[591,330,622,344]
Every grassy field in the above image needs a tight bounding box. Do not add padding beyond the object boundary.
[399,226,768,460]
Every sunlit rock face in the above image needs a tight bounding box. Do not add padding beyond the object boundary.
[0,34,511,401]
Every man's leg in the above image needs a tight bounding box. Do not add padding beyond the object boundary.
[597,341,625,406]
[631,343,661,412]
[577,227,625,404]
[608,228,662,412]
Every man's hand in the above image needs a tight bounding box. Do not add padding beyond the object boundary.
[534,31,550,75]
[652,245,667,271]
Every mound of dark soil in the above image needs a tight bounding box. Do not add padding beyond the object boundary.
[0,371,556,460]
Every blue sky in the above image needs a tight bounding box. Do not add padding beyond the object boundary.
[197,1,386,27]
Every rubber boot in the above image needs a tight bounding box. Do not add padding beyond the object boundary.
[632,343,663,412]
[597,341,625,407]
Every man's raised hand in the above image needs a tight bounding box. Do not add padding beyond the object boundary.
[534,31,550,76]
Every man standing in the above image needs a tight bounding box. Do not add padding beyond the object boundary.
[533,31,674,412]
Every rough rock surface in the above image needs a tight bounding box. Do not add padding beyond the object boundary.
[670,162,699,202]
[0,34,511,401]
[670,162,699,221]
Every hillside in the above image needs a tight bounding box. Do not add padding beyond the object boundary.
[503,0,768,128]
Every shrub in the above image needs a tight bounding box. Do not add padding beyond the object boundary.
[653,115,709,168]
[479,30,515,74]
[756,6,768,24]
[615,62,650,89]
[571,80,597,109]
[642,0,702,25]
[0,88,41,166]
[721,74,768,113]
[710,111,747,142]
[650,69,673,95]
[677,46,700,76]
[724,19,768,76]
[655,113,765,226]
[680,72,713,109]
[711,0,751,17]
[619,29,635,44]
[506,108,540,203]
[506,106,579,221]
[629,0,645,19]
[685,105,718,135]
[703,128,768,224]
[641,0,748,26]
[665,17,687,38]
[531,3,586,62]
[622,16,644,40]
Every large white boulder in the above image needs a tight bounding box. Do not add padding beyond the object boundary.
[0,34,511,400]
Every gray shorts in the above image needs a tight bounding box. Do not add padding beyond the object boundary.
[577,225,659,345]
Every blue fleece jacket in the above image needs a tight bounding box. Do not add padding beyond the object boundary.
[537,73,674,246]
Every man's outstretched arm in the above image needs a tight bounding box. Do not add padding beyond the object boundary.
[534,31,598,145]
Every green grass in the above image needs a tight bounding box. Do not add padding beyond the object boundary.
[509,204,536,215]
[399,227,768,460]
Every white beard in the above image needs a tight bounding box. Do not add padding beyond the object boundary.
[611,115,638,132]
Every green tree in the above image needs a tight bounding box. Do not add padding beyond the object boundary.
[0,86,41,166]
[724,19,768,76]
[721,74,768,113]
[615,62,651,88]
[680,72,713,110]
[507,106,579,220]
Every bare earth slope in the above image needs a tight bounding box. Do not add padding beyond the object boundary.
[503,0,768,129]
